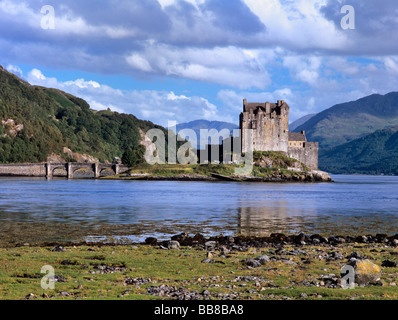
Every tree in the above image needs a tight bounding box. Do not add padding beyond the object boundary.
[122,145,146,167]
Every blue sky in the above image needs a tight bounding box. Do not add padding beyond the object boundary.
[1,0,398,127]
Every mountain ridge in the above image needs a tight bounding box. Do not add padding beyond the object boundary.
[294,92,398,150]
[175,119,238,148]
[289,113,317,131]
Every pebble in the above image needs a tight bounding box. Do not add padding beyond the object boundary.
[52,245,65,252]
[25,293,36,300]
[202,290,210,296]
[201,258,215,264]
[124,277,152,286]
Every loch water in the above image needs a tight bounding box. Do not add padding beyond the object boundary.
[0,175,397,244]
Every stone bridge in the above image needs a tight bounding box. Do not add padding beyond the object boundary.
[0,162,129,179]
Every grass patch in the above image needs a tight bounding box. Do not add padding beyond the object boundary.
[125,163,239,177]
[0,243,396,300]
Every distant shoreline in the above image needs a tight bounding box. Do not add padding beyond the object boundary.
[106,170,334,183]
[0,172,333,182]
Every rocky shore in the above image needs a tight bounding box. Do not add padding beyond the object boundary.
[2,232,397,300]
[146,232,398,248]
[119,169,333,183]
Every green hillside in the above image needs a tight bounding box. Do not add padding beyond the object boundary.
[295,92,398,150]
[319,127,398,175]
[0,65,173,165]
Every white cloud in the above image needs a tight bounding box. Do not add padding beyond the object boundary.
[28,68,46,81]
[3,0,398,128]
[0,0,138,40]
[384,57,398,75]
[283,55,322,85]
[23,67,231,126]
[167,91,190,101]
[64,79,101,89]
[126,43,271,89]
[126,54,153,72]
[243,0,348,50]
[6,64,23,77]
[157,0,175,9]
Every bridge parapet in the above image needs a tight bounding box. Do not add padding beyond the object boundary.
[0,162,128,178]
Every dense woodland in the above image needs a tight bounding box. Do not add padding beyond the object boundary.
[0,66,172,165]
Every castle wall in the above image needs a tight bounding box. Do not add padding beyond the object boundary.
[240,99,318,171]
[287,142,319,170]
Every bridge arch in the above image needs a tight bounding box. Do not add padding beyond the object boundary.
[50,164,68,177]
[46,162,127,179]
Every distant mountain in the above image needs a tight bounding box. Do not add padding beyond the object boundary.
[319,127,398,175]
[176,119,238,133]
[295,92,398,150]
[175,119,239,148]
[0,65,173,165]
[289,113,317,131]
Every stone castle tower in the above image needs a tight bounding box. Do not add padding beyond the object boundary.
[239,99,319,170]
[240,99,290,153]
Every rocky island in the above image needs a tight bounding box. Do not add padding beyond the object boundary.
[110,151,332,183]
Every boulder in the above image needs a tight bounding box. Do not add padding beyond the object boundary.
[52,245,65,252]
[201,258,215,264]
[349,259,382,286]
[204,241,217,250]
[167,240,180,250]
[145,237,157,245]
[255,255,270,265]
[241,258,261,268]
[382,260,397,268]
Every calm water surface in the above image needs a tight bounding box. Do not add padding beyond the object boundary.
[0,175,397,243]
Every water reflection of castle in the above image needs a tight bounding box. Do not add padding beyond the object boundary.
[237,202,312,237]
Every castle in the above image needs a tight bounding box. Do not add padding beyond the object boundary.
[239,99,319,170]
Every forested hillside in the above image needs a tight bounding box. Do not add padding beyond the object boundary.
[0,65,171,165]
[319,128,398,175]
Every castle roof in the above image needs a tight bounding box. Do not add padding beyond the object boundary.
[243,99,288,113]
[288,131,306,141]
[243,102,276,113]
